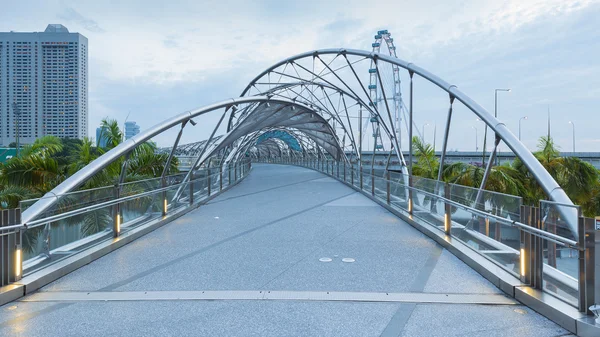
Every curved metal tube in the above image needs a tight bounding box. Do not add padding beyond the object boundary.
[240,48,577,235]
[21,97,342,225]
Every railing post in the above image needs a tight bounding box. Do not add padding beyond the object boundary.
[161,177,167,217]
[532,206,543,289]
[350,165,354,185]
[519,205,533,284]
[14,229,22,282]
[337,161,340,178]
[360,167,364,190]
[220,168,223,192]
[1,209,23,285]
[207,168,212,196]
[580,216,597,313]
[371,172,375,196]
[444,183,451,235]
[189,172,194,206]
[113,184,121,237]
[343,162,346,181]
[234,164,238,182]
[386,171,391,204]
[408,175,414,215]
[583,222,599,316]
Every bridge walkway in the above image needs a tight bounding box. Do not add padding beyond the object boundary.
[0,164,570,336]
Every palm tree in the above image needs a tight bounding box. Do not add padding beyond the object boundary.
[411,136,439,179]
[513,136,599,217]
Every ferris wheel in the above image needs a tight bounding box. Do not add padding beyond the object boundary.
[366,29,405,153]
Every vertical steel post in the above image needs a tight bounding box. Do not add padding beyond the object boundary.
[207,168,212,196]
[583,221,598,315]
[113,184,122,235]
[408,71,414,214]
[371,172,375,196]
[532,206,543,289]
[444,183,452,235]
[14,228,22,282]
[519,205,533,284]
[579,217,596,313]
[436,96,455,184]
[386,171,391,204]
[220,168,223,191]
[189,171,194,205]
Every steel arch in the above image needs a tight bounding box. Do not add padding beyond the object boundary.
[238,48,577,234]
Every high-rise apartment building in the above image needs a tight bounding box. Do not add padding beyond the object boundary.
[124,121,140,140]
[0,24,88,146]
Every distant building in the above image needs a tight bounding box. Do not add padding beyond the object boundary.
[95,126,108,148]
[0,24,88,146]
[124,121,140,140]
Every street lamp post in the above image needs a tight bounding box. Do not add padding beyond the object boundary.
[422,123,429,144]
[472,126,478,152]
[519,116,528,141]
[483,88,510,166]
[568,121,575,152]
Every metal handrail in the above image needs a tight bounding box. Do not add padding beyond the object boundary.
[22,163,250,230]
[23,175,215,229]
[363,171,579,248]
[292,161,580,248]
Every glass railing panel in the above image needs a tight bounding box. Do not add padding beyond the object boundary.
[448,183,521,276]
[389,180,408,211]
[539,201,580,307]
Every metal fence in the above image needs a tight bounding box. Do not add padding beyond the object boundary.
[264,157,599,317]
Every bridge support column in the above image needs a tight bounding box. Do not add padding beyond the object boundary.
[444,183,451,235]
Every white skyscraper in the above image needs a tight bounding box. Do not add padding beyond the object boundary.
[0,24,88,146]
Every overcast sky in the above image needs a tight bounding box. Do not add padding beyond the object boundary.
[1,0,599,151]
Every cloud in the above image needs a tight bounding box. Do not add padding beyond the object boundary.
[58,7,105,33]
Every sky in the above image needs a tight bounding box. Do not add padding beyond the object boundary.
[1,0,599,151]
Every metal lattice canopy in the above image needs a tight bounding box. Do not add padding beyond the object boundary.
[23,48,578,236]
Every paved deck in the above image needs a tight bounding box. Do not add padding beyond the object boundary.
[0,164,570,336]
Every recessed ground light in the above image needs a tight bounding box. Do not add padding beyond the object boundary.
[6,305,17,310]
[342,258,355,263]
[319,257,332,262]
[513,308,527,314]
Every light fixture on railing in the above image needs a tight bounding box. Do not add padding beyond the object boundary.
[115,214,121,235]
[163,198,168,214]
[520,248,526,278]
[15,247,21,279]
